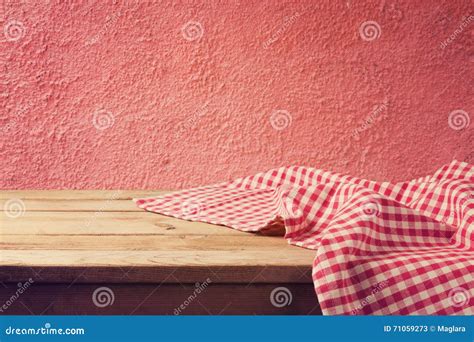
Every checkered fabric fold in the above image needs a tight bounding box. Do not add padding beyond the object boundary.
[135,160,474,315]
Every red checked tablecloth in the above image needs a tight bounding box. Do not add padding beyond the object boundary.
[135,160,474,315]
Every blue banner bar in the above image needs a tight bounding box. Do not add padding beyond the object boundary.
[0,316,472,342]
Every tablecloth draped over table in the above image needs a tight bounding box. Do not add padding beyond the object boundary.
[135,160,474,315]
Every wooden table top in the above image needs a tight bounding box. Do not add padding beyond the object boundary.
[0,190,315,285]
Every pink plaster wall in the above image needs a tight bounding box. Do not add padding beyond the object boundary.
[1,0,472,190]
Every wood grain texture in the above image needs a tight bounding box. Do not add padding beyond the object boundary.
[0,234,302,251]
[0,250,313,283]
[1,211,246,236]
[0,265,312,284]
[0,199,141,212]
[0,283,321,315]
[0,190,319,314]
[0,190,170,211]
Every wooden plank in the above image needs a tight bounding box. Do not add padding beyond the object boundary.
[0,190,315,288]
[0,283,321,315]
[0,190,175,211]
[0,265,312,284]
[0,211,244,236]
[0,234,299,251]
[0,190,169,200]
[0,198,141,212]
[0,250,314,268]
[0,250,314,283]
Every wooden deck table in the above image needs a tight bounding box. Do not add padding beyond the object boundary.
[0,191,320,315]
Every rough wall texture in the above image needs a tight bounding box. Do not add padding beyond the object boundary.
[1,0,472,189]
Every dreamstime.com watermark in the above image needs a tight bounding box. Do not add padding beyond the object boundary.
[448,109,470,131]
[180,199,204,218]
[263,12,301,49]
[360,198,382,219]
[3,198,26,218]
[359,20,381,41]
[83,190,122,230]
[181,20,204,41]
[1,101,33,134]
[85,11,122,45]
[440,15,474,49]
[4,323,85,336]
[175,101,210,138]
[351,99,389,140]
[0,279,34,313]
[351,280,389,314]
[284,190,304,218]
[92,286,115,308]
[2,19,26,42]
[270,286,293,307]
[448,286,470,308]
[270,109,292,131]
[459,192,474,206]
[92,109,115,130]
[174,278,212,315]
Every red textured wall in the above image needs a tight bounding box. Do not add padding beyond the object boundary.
[1,1,472,189]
